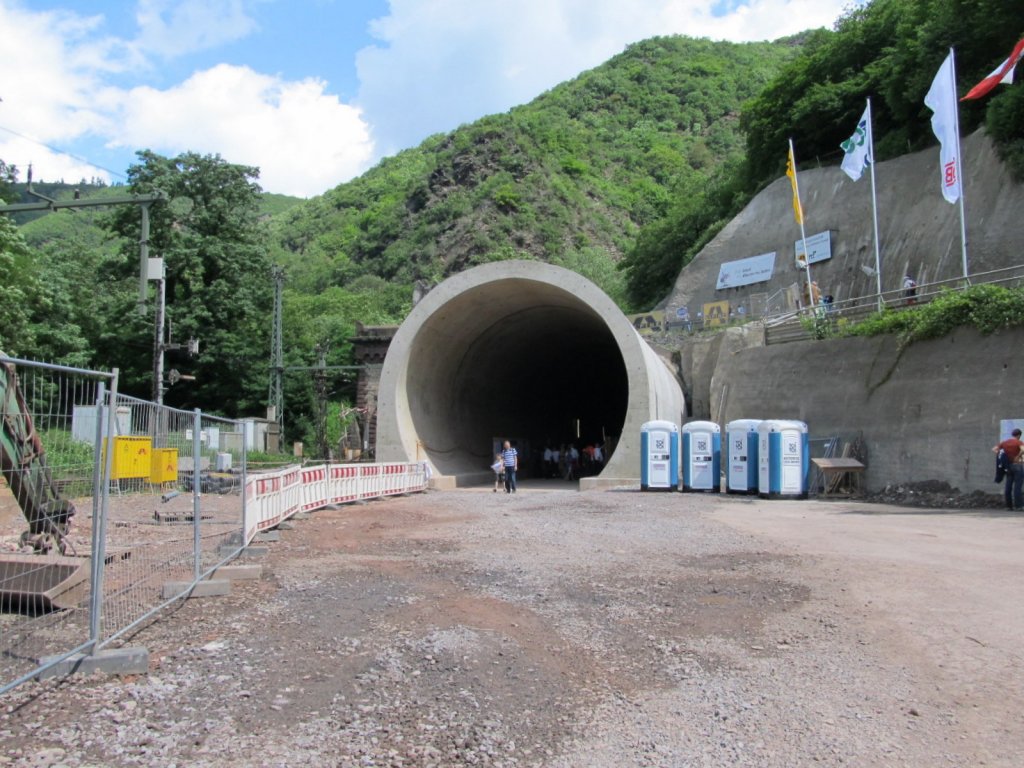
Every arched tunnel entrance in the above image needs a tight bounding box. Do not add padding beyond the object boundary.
[376,261,686,489]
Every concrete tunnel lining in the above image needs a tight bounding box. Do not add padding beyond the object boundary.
[376,261,687,488]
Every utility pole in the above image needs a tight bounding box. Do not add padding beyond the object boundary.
[268,266,285,435]
[152,260,167,405]
[313,343,329,460]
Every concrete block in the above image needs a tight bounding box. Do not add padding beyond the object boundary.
[162,579,231,600]
[580,477,638,492]
[37,647,149,680]
[212,564,262,581]
[429,475,457,490]
[255,530,280,542]
[239,545,269,557]
[276,521,295,530]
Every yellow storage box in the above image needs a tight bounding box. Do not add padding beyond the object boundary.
[103,436,152,480]
[150,448,179,484]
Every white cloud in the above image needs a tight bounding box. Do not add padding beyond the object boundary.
[356,0,850,152]
[1,0,854,197]
[109,64,374,197]
[134,0,258,58]
[0,2,120,182]
[0,1,374,196]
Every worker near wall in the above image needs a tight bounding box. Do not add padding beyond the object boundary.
[993,428,1024,510]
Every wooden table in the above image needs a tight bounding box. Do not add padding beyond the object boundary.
[812,457,866,496]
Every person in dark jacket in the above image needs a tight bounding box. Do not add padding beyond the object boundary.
[993,429,1024,510]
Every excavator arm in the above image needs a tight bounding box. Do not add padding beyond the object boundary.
[0,358,76,554]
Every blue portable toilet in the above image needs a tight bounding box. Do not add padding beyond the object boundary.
[682,420,721,493]
[757,420,809,499]
[726,419,762,494]
[640,420,679,491]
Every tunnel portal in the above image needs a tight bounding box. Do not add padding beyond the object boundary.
[376,262,686,488]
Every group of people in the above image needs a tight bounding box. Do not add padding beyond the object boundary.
[491,438,607,491]
[541,442,604,481]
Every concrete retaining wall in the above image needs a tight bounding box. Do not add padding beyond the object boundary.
[692,325,1019,493]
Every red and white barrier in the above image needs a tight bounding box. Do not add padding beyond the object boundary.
[244,462,428,544]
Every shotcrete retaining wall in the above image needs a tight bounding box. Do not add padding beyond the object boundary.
[698,325,1020,493]
[376,261,686,489]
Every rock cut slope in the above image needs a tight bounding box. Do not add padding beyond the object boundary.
[662,130,1024,317]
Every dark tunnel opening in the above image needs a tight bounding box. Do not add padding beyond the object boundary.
[407,298,629,478]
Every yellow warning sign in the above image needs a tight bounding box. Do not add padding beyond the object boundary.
[702,300,730,327]
[627,311,665,335]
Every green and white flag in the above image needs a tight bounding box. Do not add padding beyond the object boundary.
[840,105,872,181]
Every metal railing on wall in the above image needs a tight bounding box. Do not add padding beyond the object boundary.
[764,263,1024,330]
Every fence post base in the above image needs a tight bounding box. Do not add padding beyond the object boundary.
[36,648,149,681]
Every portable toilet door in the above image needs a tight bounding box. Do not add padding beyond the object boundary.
[640,420,679,491]
[682,420,721,493]
[726,419,762,494]
[757,420,809,499]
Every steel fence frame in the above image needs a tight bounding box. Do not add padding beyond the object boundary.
[0,355,118,694]
[96,394,248,649]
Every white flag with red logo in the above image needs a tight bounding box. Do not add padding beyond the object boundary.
[924,51,962,204]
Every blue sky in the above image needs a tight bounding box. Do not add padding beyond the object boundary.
[1,0,851,197]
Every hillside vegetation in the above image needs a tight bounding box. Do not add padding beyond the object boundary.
[621,0,1024,307]
[270,36,799,306]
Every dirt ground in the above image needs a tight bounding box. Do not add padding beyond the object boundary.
[1,483,1022,767]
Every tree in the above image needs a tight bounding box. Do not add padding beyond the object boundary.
[0,214,39,355]
[0,160,18,203]
[103,151,272,416]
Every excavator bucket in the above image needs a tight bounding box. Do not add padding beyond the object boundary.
[0,553,89,613]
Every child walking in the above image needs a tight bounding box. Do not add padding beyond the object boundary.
[491,453,504,493]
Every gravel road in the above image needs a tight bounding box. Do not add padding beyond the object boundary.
[2,485,1022,767]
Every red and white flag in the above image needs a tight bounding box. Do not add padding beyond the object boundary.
[961,37,1024,101]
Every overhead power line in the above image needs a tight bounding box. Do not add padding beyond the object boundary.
[0,124,127,181]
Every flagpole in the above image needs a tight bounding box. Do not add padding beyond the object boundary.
[866,98,884,311]
[789,138,813,310]
[950,48,970,282]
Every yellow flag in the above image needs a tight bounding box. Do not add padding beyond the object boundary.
[786,145,804,225]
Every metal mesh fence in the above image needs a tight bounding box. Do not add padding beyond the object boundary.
[1,356,114,692]
[98,395,246,646]
[1,355,249,693]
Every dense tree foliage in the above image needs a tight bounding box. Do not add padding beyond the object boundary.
[98,151,272,415]
[271,36,799,309]
[0,214,38,355]
[742,0,1024,182]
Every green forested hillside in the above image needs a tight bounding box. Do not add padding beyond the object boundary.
[270,36,800,307]
[621,0,1024,307]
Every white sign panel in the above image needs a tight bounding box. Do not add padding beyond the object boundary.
[794,230,832,265]
[716,252,776,290]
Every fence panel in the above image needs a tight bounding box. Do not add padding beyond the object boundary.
[3,349,428,695]
[0,356,115,693]
[96,396,246,646]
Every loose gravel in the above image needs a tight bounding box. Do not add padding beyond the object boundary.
[1,486,1020,767]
